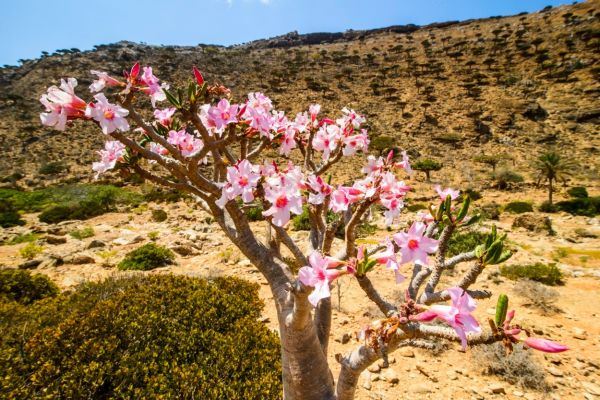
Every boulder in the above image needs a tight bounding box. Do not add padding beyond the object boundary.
[512,213,553,234]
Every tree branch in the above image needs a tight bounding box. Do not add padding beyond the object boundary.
[356,275,398,316]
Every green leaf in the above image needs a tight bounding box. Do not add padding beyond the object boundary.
[495,294,509,327]
[456,196,470,222]
[164,88,181,108]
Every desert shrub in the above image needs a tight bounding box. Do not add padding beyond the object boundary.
[0,184,143,214]
[38,161,68,175]
[447,230,487,257]
[19,242,43,260]
[0,199,25,228]
[244,203,264,221]
[574,228,597,239]
[567,186,588,198]
[555,196,600,217]
[480,202,501,220]
[0,274,281,399]
[0,269,58,305]
[503,201,533,214]
[461,188,482,201]
[1,233,39,246]
[142,186,186,203]
[493,169,523,190]
[118,243,175,271]
[370,135,395,155]
[538,200,557,213]
[151,208,168,222]
[292,205,339,232]
[472,343,550,391]
[69,226,95,240]
[499,262,563,285]
[406,203,427,212]
[513,280,560,314]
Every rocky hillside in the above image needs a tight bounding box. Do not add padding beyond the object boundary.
[0,1,598,188]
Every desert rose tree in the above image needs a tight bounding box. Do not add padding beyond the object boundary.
[40,64,568,399]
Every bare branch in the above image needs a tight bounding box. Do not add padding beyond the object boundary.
[356,275,398,316]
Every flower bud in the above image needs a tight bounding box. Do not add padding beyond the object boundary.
[193,66,204,86]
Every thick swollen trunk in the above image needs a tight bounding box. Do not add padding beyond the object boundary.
[279,315,335,400]
[548,178,553,205]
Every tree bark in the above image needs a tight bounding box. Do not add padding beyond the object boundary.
[548,178,553,205]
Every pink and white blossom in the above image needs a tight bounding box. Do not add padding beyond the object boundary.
[309,104,321,122]
[329,186,362,213]
[414,287,481,349]
[305,175,332,205]
[40,78,87,131]
[435,185,460,201]
[89,70,122,93]
[298,251,346,306]
[207,99,239,130]
[342,130,369,156]
[167,129,204,157]
[216,160,261,208]
[397,150,413,175]
[393,221,439,266]
[262,184,303,227]
[92,140,126,178]
[140,66,168,107]
[85,93,130,134]
[313,124,341,161]
[523,337,569,353]
[373,239,405,283]
[153,107,176,126]
[362,156,384,175]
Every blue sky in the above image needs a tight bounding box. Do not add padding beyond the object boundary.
[1,0,573,66]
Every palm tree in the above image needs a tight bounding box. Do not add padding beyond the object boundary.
[534,151,574,205]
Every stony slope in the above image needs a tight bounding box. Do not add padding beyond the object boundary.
[0,0,598,189]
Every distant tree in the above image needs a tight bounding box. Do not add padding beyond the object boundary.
[412,158,442,182]
[534,151,574,205]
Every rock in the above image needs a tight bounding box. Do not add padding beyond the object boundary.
[170,245,196,257]
[513,390,524,397]
[46,227,66,236]
[381,369,399,384]
[523,102,548,121]
[38,256,61,269]
[180,229,199,241]
[547,367,563,377]
[512,213,553,234]
[113,237,130,245]
[341,333,351,344]
[18,259,42,269]
[488,384,505,394]
[367,364,381,373]
[361,380,371,390]
[45,234,67,244]
[398,348,415,358]
[573,327,587,340]
[583,382,600,396]
[64,255,95,265]
[87,239,106,249]
[409,384,431,394]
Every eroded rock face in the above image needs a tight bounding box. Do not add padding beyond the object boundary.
[512,213,553,234]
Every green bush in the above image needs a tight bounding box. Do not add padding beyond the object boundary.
[370,135,396,155]
[69,227,95,240]
[499,262,564,286]
[447,230,487,257]
[0,184,143,214]
[0,269,58,305]
[19,242,43,260]
[38,161,68,175]
[151,209,168,222]
[567,186,588,199]
[461,188,483,201]
[555,197,600,217]
[0,275,281,399]
[503,201,533,214]
[539,201,557,213]
[0,199,25,228]
[118,243,175,271]
[480,202,501,220]
[2,233,39,246]
[412,158,442,181]
[493,169,523,190]
[244,203,265,222]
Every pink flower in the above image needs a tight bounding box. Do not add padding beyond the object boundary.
[140,66,167,107]
[416,210,435,224]
[337,107,365,129]
[372,239,405,283]
[85,93,130,134]
[305,175,332,205]
[417,287,481,350]
[167,129,204,157]
[153,107,176,126]
[523,337,569,353]
[216,160,261,208]
[247,92,273,113]
[313,124,341,161]
[309,104,321,122]
[393,221,439,266]
[397,150,413,175]
[362,156,384,175]
[279,128,297,156]
[92,140,126,178]
[40,78,87,131]
[193,66,205,85]
[89,70,122,93]
[329,186,362,213]
[298,251,346,306]
[435,185,460,201]
[149,142,168,161]
[262,185,303,227]
[342,130,369,156]
[208,99,239,130]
